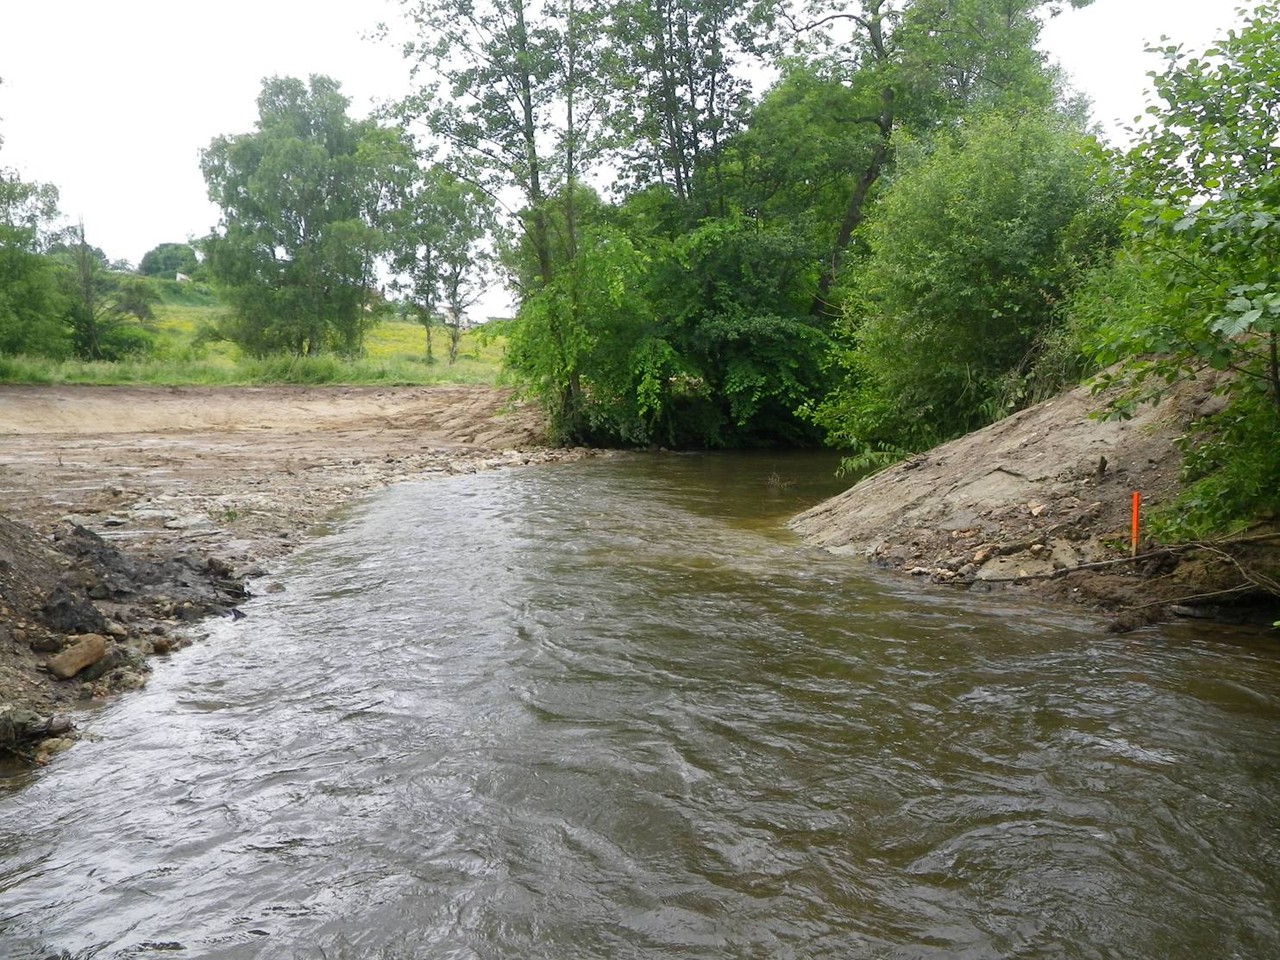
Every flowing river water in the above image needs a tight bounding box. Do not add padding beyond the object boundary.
[2,454,1279,959]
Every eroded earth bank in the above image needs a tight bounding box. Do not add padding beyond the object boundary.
[791,379,1280,631]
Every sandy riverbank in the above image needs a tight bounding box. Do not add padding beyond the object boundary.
[0,384,594,763]
[791,378,1280,631]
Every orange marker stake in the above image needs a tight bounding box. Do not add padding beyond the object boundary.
[1131,491,1141,557]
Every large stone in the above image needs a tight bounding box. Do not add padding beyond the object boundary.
[40,579,108,634]
[973,556,1056,583]
[47,634,108,680]
[79,642,149,683]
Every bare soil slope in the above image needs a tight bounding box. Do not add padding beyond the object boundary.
[791,379,1279,627]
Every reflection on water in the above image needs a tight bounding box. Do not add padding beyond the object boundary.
[2,453,1278,959]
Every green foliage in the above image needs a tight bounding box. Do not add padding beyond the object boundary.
[507,227,651,443]
[202,75,406,357]
[1148,390,1280,541]
[890,0,1092,121]
[387,164,496,363]
[0,138,67,359]
[1090,3,1280,410]
[50,225,158,361]
[506,209,832,447]
[1030,247,1154,398]
[398,0,613,291]
[763,0,1092,314]
[606,0,755,208]
[138,242,200,279]
[660,216,830,445]
[0,163,59,240]
[113,276,160,322]
[811,109,1115,458]
[0,231,69,358]
[391,0,1106,451]
[1082,2,1280,538]
[720,62,884,241]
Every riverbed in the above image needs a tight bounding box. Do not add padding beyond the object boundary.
[2,454,1278,958]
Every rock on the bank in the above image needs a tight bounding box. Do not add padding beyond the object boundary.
[46,633,108,680]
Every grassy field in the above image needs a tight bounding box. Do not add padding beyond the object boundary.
[0,281,511,387]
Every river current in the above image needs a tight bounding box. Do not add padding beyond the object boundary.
[2,454,1278,959]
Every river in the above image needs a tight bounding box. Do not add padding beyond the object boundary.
[2,454,1278,959]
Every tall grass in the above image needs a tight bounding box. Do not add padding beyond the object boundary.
[0,351,505,386]
[150,279,220,307]
[1,299,509,387]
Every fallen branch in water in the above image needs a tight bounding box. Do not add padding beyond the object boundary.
[970,549,1173,584]
[963,534,1280,600]
[1125,586,1256,611]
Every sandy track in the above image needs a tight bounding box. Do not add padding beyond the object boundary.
[0,384,565,566]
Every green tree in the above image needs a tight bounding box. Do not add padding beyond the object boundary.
[1085,1,1280,535]
[201,75,405,356]
[395,0,1098,448]
[0,110,67,358]
[0,243,66,358]
[507,225,647,442]
[388,163,496,363]
[765,0,1093,316]
[398,0,606,289]
[508,196,832,446]
[398,0,614,423]
[113,275,160,323]
[812,110,1115,464]
[501,183,611,438]
[651,214,831,445]
[54,223,156,360]
[606,0,755,214]
[139,242,200,279]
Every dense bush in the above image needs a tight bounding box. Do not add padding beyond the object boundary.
[1079,2,1280,536]
[809,110,1117,469]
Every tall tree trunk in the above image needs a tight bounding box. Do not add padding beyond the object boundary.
[810,86,894,319]
[656,0,690,201]
[809,1,893,319]
[513,0,554,287]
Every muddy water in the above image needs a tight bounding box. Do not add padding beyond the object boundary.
[2,454,1279,959]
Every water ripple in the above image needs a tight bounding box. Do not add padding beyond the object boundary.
[2,454,1278,959]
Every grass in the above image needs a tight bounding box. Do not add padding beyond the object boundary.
[150,278,220,307]
[1,295,510,387]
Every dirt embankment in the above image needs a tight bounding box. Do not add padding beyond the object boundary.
[791,379,1280,629]
[0,384,589,764]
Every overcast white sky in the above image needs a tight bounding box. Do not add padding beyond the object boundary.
[0,0,1252,268]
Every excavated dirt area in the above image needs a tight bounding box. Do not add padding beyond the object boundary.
[792,378,1280,632]
[0,384,599,764]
